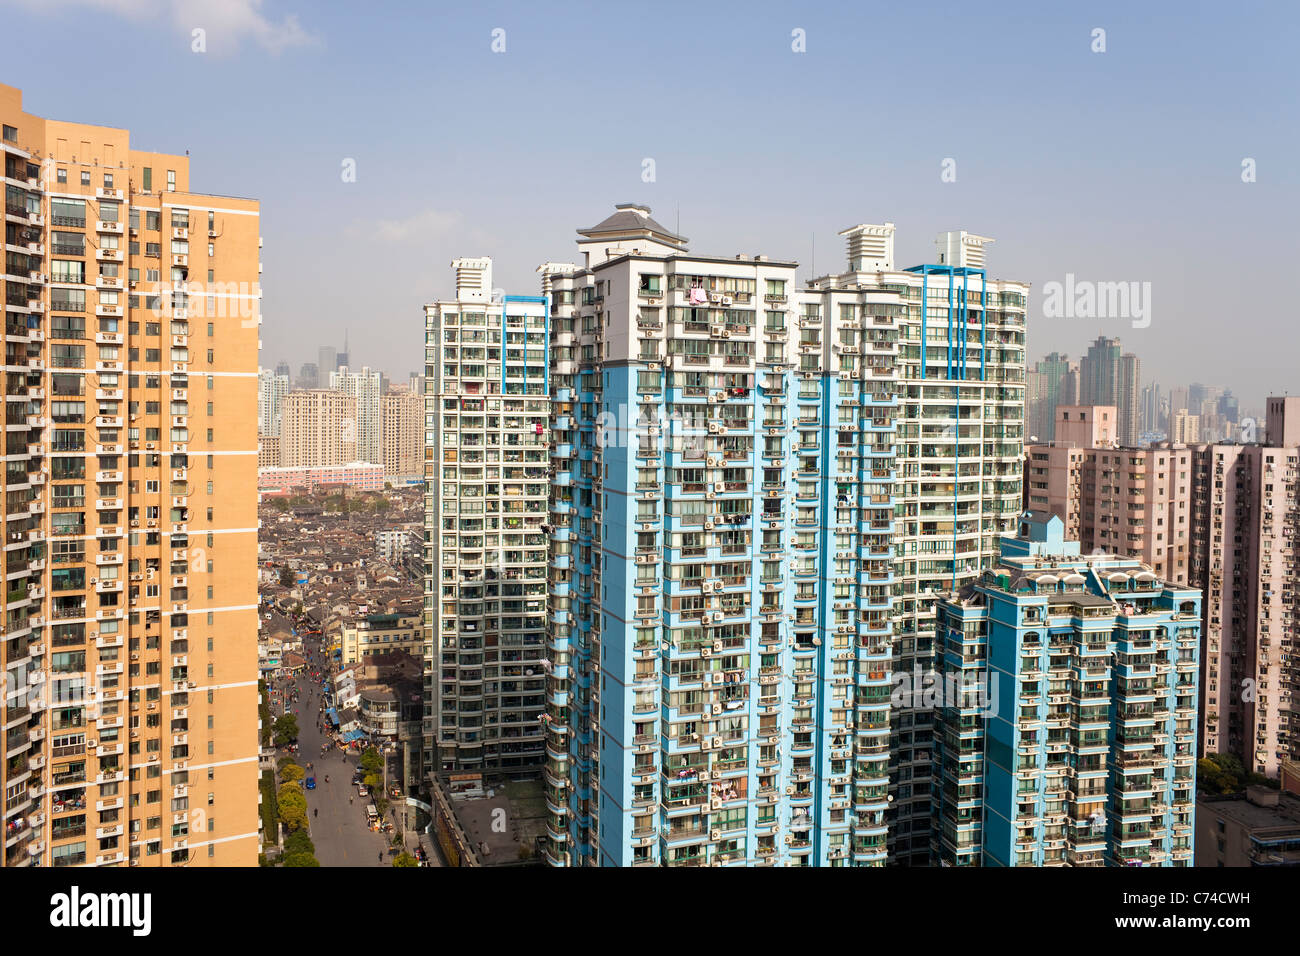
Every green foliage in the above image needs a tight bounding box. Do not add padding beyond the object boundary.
[363,773,382,792]
[360,748,383,774]
[259,680,272,746]
[284,829,315,856]
[392,852,417,867]
[273,713,299,746]
[280,762,305,783]
[278,783,308,832]
[282,852,321,867]
[1198,753,1248,794]
[258,771,279,842]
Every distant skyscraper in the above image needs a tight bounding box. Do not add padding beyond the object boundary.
[330,365,383,465]
[1140,382,1161,435]
[1218,390,1239,428]
[1118,353,1141,446]
[1080,337,1140,446]
[1171,409,1200,443]
[297,361,319,389]
[318,346,338,379]
[1027,352,1072,441]
[275,359,291,379]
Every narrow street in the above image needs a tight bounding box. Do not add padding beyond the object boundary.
[278,634,430,866]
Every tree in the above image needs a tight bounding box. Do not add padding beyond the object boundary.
[279,566,295,588]
[1198,753,1247,794]
[363,772,382,793]
[278,784,308,832]
[284,829,315,856]
[392,852,417,867]
[273,713,299,747]
[279,763,305,783]
[282,852,321,867]
[360,748,383,775]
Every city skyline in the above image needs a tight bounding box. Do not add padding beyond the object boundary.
[0,1,1295,406]
[3,0,1297,899]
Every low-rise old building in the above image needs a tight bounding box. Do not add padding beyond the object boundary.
[1196,786,1300,867]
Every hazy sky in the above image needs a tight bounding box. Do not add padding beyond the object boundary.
[4,0,1296,408]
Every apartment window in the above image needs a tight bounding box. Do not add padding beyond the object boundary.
[56,167,67,183]
[166,170,176,191]
[51,199,86,228]
[2,124,16,142]
[81,170,90,186]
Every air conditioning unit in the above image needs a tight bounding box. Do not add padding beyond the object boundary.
[710,829,722,841]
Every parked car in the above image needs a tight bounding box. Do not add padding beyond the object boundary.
[357,785,368,797]
[305,776,316,790]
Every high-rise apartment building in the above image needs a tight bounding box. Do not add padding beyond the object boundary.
[934,511,1200,866]
[1140,382,1161,436]
[422,257,550,775]
[1118,353,1141,447]
[296,361,318,389]
[527,207,1025,867]
[1026,352,1074,442]
[1,84,261,867]
[380,390,422,481]
[280,389,357,467]
[1192,396,1300,778]
[257,366,288,437]
[1026,406,1196,585]
[1171,408,1200,444]
[1080,337,1141,448]
[330,365,382,465]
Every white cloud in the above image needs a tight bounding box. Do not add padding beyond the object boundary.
[5,0,319,54]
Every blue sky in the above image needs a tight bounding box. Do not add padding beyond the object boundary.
[4,0,1296,409]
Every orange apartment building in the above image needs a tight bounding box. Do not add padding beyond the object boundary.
[2,84,260,867]
[279,389,357,468]
[1025,404,1195,584]
[1191,397,1300,777]
[380,389,422,481]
